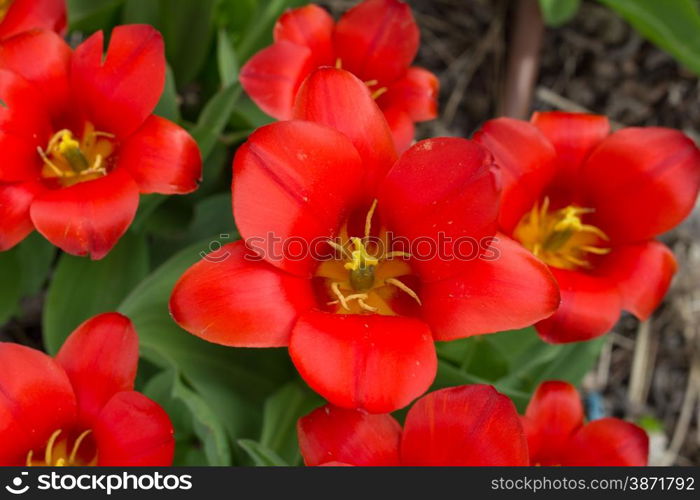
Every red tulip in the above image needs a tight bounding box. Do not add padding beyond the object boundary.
[170,67,559,413]
[474,112,700,342]
[0,312,174,466]
[0,0,66,40]
[0,25,202,258]
[239,0,438,152]
[298,385,529,466]
[523,381,648,466]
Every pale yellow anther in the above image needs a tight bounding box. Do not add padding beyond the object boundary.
[69,429,93,465]
[45,429,62,465]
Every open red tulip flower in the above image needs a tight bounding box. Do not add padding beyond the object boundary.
[298,385,529,466]
[523,381,648,466]
[0,312,174,466]
[170,67,559,414]
[0,0,66,40]
[475,112,700,343]
[239,0,438,152]
[0,25,202,258]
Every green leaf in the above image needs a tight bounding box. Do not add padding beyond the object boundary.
[0,249,22,325]
[154,65,181,122]
[16,233,55,297]
[235,0,309,62]
[539,0,580,26]
[157,0,217,85]
[436,328,606,411]
[67,0,124,32]
[238,439,289,466]
[598,0,700,75]
[118,238,296,461]
[260,382,322,465]
[121,0,159,24]
[191,82,242,159]
[43,232,149,354]
[217,29,239,86]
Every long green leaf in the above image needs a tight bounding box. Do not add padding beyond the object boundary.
[191,83,242,160]
[43,232,149,354]
[598,0,700,75]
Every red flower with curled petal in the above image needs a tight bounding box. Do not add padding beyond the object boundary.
[0,0,66,40]
[0,25,202,258]
[523,381,648,466]
[170,67,559,413]
[474,112,700,343]
[239,0,438,152]
[0,312,174,466]
[297,385,529,466]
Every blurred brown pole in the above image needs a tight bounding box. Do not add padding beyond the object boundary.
[499,0,544,119]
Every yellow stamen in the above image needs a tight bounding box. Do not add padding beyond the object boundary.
[514,197,610,270]
[385,278,422,306]
[335,58,342,69]
[69,429,92,465]
[44,429,62,465]
[364,198,378,239]
[364,79,379,87]
[371,87,388,100]
[0,0,13,23]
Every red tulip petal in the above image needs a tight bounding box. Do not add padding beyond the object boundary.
[170,241,316,347]
[581,127,700,242]
[0,343,76,465]
[293,67,398,188]
[377,137,499,282]
[118,115,202,194]
[0,132,42,182]
[55,313,139,428]
[382,105,414,153]
[0,68,51,140]
[0,181,43,250]
[474,117,557,234]
[94,391,174,466]
[531,111,610,203]
[240,41,315,120]
[561,418,649,466]
[595,240,677,320]
[523,381,584,466]
[401,385,529,466]
[380,66,439,122]
[298,404,402,466]
[71,25,165,138]
[421,235,559,340]
[30,168,140,260]
[274,4,334,65]
[289,311,437,413]
[233,120,365,277]
[536,268,622,343]
[0,0,66,39]
[0,29,70,117]
[334,0,419,84]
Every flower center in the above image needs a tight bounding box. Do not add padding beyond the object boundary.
[0,0,13,23]
[25,429,97,467]
[316,199,421,315]
[514,197,611,270]
[38,123,116,187]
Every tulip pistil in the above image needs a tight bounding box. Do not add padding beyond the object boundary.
[26,428,97,467]
[38,123,115,187]
[319,199,421,314]
[515,197,611,270]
